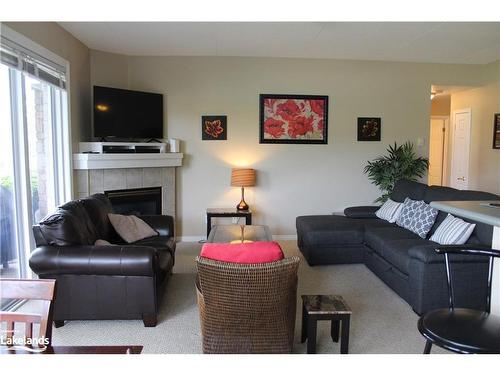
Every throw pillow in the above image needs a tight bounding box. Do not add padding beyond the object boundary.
[429,214,476,245]
[396,198,438,238]
[200,241,284,264]
[375,199,404,223]
[108,214,158,243]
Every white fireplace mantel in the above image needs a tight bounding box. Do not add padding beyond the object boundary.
[73,152,183,170]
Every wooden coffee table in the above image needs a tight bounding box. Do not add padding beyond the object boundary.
[301,295,352,354]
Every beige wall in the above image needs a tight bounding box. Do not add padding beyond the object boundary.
[449,60,500,194]
[430,95,451,116]
[4,22,91,147]
[3,23,497,237]
[90,51,497,236]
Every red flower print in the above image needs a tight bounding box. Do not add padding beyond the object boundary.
[310,100,324,116]
[317,119,324,132]
[264,98,277,110]
[288,116,314,138]
[276,100,301,121]
[264,118,286,138]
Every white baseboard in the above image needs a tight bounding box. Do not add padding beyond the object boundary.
[177,236,206,242]
[177,234,297,242]
[272,235,297,241]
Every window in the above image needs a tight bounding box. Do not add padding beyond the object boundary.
[0,27,72,308]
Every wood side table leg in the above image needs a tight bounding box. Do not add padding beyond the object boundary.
[340,316,350,354]
[331,319,340,342]
[307,316,317,354]
[206,215,212,238]
[301,305,307,343]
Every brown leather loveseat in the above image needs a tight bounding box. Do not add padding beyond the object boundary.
[29,193,175,327]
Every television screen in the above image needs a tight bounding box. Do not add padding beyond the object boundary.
[93,86,164,139]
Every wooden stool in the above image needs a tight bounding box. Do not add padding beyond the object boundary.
[301,295,352,354]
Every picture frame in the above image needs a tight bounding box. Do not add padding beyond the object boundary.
[202,115,227,140]
[357,117,381,141]
[259,94,328,144]
[493,113,500,149]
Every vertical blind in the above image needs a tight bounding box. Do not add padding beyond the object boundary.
[0,36,66,89]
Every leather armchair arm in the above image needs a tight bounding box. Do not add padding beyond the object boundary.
[29,245,158,277]
[343,206,380,218]
[137,215,174,237]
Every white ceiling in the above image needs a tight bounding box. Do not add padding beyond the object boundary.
[59,22,500,64]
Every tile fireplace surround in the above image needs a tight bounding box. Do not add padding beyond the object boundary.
[73,153,183,218]
[75,168,176,217]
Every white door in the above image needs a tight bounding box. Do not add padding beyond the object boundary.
[450,109,471,190]
[428,117,447,186]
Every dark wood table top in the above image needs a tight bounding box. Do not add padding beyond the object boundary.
[206,208,252,214]
[0,345,143,354]
[302,295,352,315]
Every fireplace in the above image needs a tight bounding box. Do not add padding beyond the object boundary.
[105,187,162,215]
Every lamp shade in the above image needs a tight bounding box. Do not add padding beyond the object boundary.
[231,168,256,187]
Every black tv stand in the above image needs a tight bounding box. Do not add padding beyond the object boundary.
[146,138,162,143]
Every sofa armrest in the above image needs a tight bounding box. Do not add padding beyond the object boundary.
[343,206,380,218]
[137,215,174,237]
[29,245,157,277]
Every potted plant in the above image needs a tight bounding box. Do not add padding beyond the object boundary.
[364,142,429,203]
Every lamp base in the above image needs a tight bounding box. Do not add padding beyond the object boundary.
[236,200,249,211]
[236,187,249,211]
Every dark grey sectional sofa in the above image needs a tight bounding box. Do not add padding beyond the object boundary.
[296,180,499,315]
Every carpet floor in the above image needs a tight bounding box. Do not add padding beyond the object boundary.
[36,241,444,354]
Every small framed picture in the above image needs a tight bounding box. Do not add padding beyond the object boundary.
[357,117,381,141]
[493,113,500,149]
[202,115,227,140]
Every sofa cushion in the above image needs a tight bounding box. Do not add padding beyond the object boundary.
[108,214,158,243]
[344,206,379,218]
[297,215,373,246]
[375,199,404,223]
[365,226,420,257]
[390,180,427,203]
[396,198,438,238]
[133,236,176,255]
[200,241,284,264]
[429,214,476,245]
[382,239,431,274]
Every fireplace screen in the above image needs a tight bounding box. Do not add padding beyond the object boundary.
[105,187,162,215]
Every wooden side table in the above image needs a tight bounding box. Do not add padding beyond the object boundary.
[206,208,252,238]
[301,295,352,354]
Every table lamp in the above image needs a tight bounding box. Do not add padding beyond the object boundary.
[231,168,256,211]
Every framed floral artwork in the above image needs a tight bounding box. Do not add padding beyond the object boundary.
[493,113,500,149]
[202,115,227,140]
[259,94,328,144]
[357,117,381,141]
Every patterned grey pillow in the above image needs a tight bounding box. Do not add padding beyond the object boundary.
[396,198,438,238]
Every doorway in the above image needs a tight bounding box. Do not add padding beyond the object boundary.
[428,116,449,186]
[449,108,472,190]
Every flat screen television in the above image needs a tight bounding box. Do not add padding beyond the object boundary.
[93,86,164,139]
